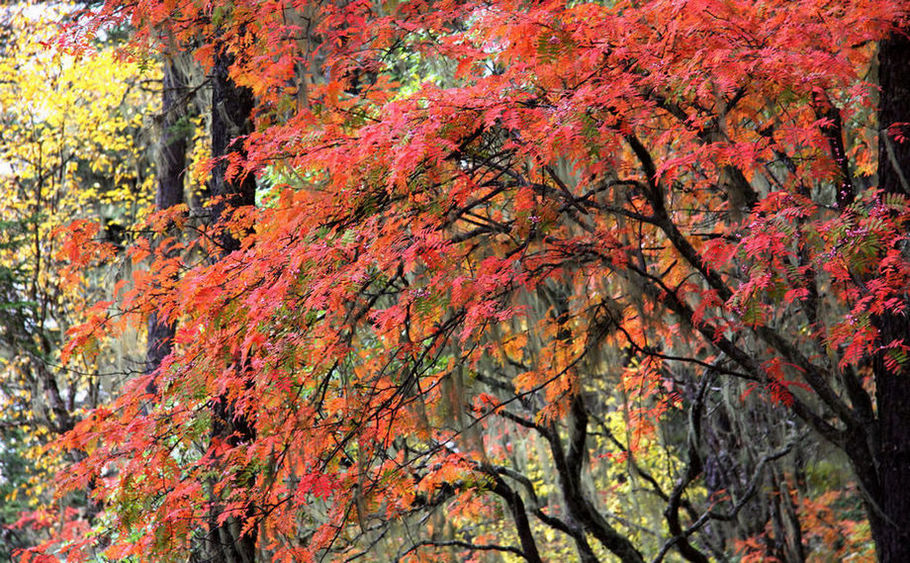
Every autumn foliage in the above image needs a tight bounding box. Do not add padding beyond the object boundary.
[8,0,910,561]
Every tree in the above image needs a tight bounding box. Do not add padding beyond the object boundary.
[0,2,157,555]
[45,0,910,561]
[145,53,188,377]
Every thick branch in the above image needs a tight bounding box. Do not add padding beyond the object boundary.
[547,398,645,563]
[488,475,544,563]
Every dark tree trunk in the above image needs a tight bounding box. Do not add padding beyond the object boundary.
[204,42,258,563]
[862,28,910,562]
[209,45,256,250]
[877,30,910,199]
[146,57,187,378]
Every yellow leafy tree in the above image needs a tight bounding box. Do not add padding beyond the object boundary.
[0,4,157,554]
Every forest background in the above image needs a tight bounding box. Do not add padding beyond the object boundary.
[0,0,908,561]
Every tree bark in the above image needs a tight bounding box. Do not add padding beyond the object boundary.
[877,30,910,198]
[209,45,256,247]
[204,42,258,563]
[146,57,187,379]
[862,27,910,562]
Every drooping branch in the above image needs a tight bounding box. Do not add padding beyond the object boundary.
[623,259,847,446]
[620,133,861,431]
